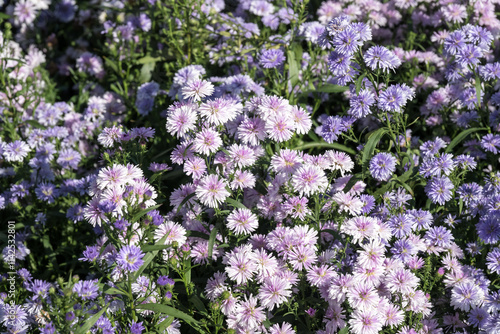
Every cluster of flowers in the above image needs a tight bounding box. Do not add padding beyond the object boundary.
[2,0,500,333]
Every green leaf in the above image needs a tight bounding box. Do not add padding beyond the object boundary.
[139,61,156,83]
[104,57,119,74]
[355,73,366,94]
[287,43,302,90]
[293,142,356,155]
[475,73,482,107]
[176,192,196,213]
[207,227,218,259]
[189,295,207,313]
[133,235,167,281]
[445,127,486,153]
[342,173,363,193]
[225,198,248,209]
[338,327,349,334]
[361,128,388,177]
[137,56,161,64]
[157,315,175,332]
[130,204,162,224]
[74,305,108,334]
[141,244,173,252]
[135,304,200,327]
[25,120,47,130]
[316,84,349,94]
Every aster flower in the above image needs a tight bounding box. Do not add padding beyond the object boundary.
[98,125,123,147]
[258,276,292,310]
[195,174,230,208]
[333,26,362,56]
[4,140,30,162]
[96,164,130,190]
[116,245,144,272]
[369,152,396,181]
[193,127,222,155]
[237,116,267,145]
[450,281,485,311]
[348,89,375,118]
[291,164,328,196]
[181,79,214,101]
[347,281,380,311]
[225,249,257,284]
[364,46,401,72]
[227,208,259,235]
[73,280,99,300]
[321,115,348,143]
[486,248,500,274]
[233,295,266,330]
[184,157,207,179]
[265,115,295,142]
[349,308,383,334]
[166,105,198,138]
[269,322,296,334]
[425,176,454,205]
[154,221,187,247]
[57,148,81,170]
[199,98,241,125]
[378,84,415,113]
[259,49,286,69]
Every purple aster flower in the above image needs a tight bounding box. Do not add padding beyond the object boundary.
[3,140,30,162]
[321,116,347,143]
[158,275,175,287]
[425,176,454,205]
[30,279,52,300]
[444,31,467,55]
[481,134,500,154]
[333,27,362,55]
[73,280,99,300]
[149,162,171,172]
[388,213,414,238]
[195,174,230,208]
[327,51,351,76]
[326,15,351,37]
[54,0,77,23]
[35,182,59,203]
[57,148,81,170]
[486,248,500,274]
[451,281,484,312]
[391,238,416,263]
[79,245,100,262]
[364,46,401,72]
[258,276,292,310]
[348,89,375,118]
[136,81,159,115]
[425,226,454,248]
[378,84,415,113]
[369,152,396,181]
[130,321,145,334]
[116,245,145,272]
[259,49,286,69]
[476,215,500,244]
[227,208,259,235]
[137,13,152,32]
[456,44,483,67]
[480,62,500,80]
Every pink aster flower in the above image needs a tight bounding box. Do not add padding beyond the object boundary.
[233,295,266,331]
[154,221,187,247]
[332,191,364,216]
[96,164,129,190]
[291,164,328,196]
[265,115,295,142]
[291,105,312,134]
[230,170,256,190]
[228,144,257,168]
[271,149,303,174]
[227,208,259,235]
[385,267,419,295]
[225,249,257,284]
[184,156,207,179]
[349,308,383,334]
[258,276,292,310]
[195,174,230,208]
[193,127,222,155]
[287,244,317,270]
[166,105,197,138]
[269,322,296,334]
[181,79,214,101]
[199,98,241,125]
[237,116,267,145]
[347,281,380,311]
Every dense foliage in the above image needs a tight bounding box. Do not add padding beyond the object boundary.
[1,0,500,333]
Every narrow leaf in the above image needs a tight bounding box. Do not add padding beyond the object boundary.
[293,142,356,155]
[133,235,167,281]
[74,305,108,334]
[207,227,218,259]
[136,303,200,326]
[225,197,248,209]
[445,127,486,153]
[130,204,162,224]
[361,128,387,176]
